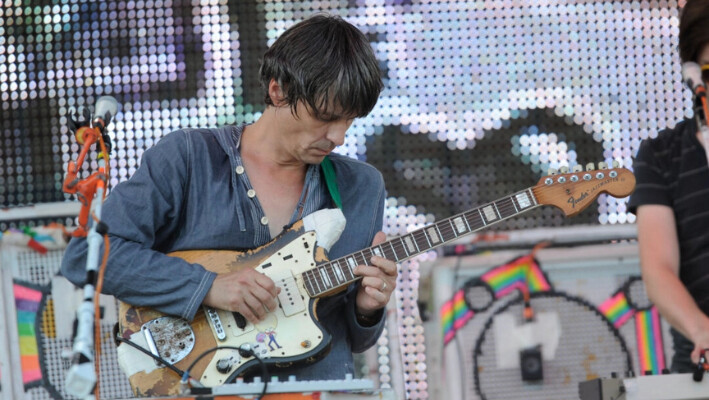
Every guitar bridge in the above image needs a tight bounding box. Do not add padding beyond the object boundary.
[205,306,227,341]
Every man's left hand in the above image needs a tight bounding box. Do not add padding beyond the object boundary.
[354,231,398,317]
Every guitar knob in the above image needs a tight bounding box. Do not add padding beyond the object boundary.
[572,165,583,172]
[238,344,253,358]
[216,357,233,374]
[585,162,595,171]
[598,161,608,169]
[559,166,569,174]
[612,160,620,168]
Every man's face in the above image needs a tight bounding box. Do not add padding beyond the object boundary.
[273,101,354,165]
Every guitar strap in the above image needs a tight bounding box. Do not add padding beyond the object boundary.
[321,155,342,209]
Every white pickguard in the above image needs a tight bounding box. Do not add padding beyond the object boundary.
[201,230,328,385]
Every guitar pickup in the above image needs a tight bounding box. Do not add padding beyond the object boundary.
[275,273,306,317]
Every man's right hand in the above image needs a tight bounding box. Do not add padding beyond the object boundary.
[203,268,280,324]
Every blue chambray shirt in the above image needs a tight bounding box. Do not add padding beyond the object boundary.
[61,124,387,380]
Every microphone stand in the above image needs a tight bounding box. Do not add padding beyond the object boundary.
[62,97,116,399]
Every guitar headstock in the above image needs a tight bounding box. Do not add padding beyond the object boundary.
[533,161,636,217]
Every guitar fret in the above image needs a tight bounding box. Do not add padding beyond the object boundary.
[319,266,332,289]
[359,250,371,266]
[466,210,483,231]
[325,264,340,286]
[381,243,396,261]
[482,204,498,223]
[441,219,457,241]
[403,235,418,255]
[331,262,345,284]
[452,216,468,234]
[477,208,487,226]
[447,219,457,237]
[499,197,518,219]
[528,188,538,206]
[362,249,374,265]
[372,245,384,259]
[392,238,408,261]
[387,241,398,261]
[400,237,411,257]
[346,256,358,273]
[494,202,502,218]
[430,225,443,245]
[303,271,315,295]
[416,230,431,250]
[510,195,519,213]
[338,259,355,281]
[310,270,323,294]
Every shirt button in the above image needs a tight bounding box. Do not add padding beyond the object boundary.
[235,165,245,174]
[260,216,269,225]
[247,189,256,198]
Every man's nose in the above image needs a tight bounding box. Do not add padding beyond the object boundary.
[326,125,348,147]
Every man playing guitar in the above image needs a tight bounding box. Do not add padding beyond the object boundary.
[62,14,398,396]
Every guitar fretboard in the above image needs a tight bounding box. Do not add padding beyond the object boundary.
[302,187,539,297]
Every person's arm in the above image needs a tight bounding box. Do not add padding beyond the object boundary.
[637,204,709,363]
[61,130,278,322]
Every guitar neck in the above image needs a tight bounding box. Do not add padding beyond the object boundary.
[303,187,540,297]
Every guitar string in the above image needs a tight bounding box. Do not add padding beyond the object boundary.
[303,174,623,294]
[303,187,542,295]
[304,189,537,294]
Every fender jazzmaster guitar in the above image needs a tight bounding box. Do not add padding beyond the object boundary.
[116,162,635,396]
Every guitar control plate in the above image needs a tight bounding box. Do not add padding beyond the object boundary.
[141,316,196,366]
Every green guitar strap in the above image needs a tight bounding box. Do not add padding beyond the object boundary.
[321,155,342,209]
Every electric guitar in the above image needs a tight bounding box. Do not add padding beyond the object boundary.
[116,162,635,396]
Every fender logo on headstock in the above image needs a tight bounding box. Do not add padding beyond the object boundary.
[568,191,589,209]
[567,176,620,208]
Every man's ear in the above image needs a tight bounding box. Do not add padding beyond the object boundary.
[268,79,287,106]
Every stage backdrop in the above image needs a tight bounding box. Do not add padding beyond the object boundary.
[0,2,687,400]
[0,0,686,234]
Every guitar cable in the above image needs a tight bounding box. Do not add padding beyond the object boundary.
[182,345,269,399]
[114,335,270,395]
[113,334,191,379]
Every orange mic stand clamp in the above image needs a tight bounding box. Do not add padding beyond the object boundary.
[62,118,110,238]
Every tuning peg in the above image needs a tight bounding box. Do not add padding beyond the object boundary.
[585,163,595,171]
[572,165,583,172]
[547,168,558,176]
[598,161,608,169]
[559,166,569,174]
[612,160,620,168]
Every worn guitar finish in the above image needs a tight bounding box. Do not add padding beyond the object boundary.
[117,163,635,396]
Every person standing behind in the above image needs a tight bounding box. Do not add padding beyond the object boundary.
[629,0,709,373]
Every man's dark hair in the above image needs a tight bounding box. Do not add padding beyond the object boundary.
[679,0,709,63]
[259,14,383,120]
